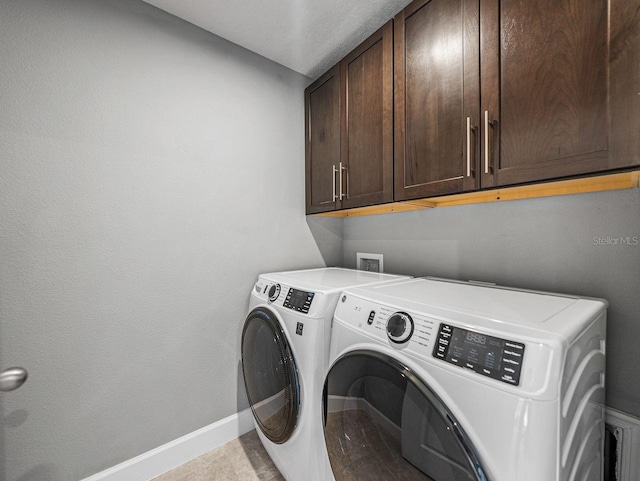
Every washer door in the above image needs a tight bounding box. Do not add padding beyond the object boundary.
[323,350,488,481]
[241,307,299,444]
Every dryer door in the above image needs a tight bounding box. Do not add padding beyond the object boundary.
[241,307,299,444]
[323,350,488,481]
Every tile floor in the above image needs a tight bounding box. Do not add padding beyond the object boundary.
[151,430,284,481]
[153,408,439,480]
[325,410,430,481]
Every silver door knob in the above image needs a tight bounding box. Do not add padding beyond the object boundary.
[0,367,28,392]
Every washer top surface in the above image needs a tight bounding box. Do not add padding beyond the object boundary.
[342,277,607,338]
[368,278,576,323]
[259,267,408,293]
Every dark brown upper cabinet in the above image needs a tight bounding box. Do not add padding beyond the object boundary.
[480,0,640,188]
[394,0,481,201]
[305,65,341,214]
[395,0,640,200]
[307,0,639,213]
[305,22,394,214]
[480,0,640,187]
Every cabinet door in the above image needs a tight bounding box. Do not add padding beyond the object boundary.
[394,0,481,201]
[340,21,394,209]
[305,66,341,214]
[481,0,640,188]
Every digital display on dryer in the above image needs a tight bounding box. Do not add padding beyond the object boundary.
[433,323,525,386]
[283,288,314,314]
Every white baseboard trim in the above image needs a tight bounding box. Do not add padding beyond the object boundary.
[81,408,255,481]
[605,407,640,481]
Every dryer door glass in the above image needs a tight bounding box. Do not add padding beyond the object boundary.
[241,307,299,444]
[323,350,488,481]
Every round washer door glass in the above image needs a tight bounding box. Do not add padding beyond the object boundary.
[323,350,488,481]
[241,307,299,444]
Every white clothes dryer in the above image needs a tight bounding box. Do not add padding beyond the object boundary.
[323,277,607,481]
[241,268,410,481]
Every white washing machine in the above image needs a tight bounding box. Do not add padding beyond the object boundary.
[240,268,410,481]
[324,277,607,481]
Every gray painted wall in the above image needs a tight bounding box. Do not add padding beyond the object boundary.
[0,1,341,480]
[343,189,640,417]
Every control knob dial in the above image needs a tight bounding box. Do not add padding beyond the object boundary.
[268,284,281,302]
[386,312,414,344]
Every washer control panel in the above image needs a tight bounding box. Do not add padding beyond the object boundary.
[333,292,551,393]
[336,296,437,352]
[433,323,525,386]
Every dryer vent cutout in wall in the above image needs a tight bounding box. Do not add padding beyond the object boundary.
[357,252,383,273]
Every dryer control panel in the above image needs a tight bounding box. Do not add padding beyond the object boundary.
[254,278,323,316]
[434,323,525,386]
[283,288,314,314]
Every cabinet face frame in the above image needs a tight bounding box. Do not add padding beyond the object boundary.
[305,65,341,214]
[394,0,481,201]
[340,20,394,210]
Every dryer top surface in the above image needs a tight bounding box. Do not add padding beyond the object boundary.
[259,268,409,293]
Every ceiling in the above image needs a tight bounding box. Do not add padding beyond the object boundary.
[142,0,413,79]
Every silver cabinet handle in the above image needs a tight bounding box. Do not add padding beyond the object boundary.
[484,111,490,174]
[484,111,496,175]
[339,162,346,200]
[0,367,28,392]
[466,117,473,177]
[332,164,338,202]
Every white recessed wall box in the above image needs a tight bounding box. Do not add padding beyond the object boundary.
[356,252,384,273]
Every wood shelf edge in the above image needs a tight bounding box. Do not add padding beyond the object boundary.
[311,171,640,218]
[313,202,429,218]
